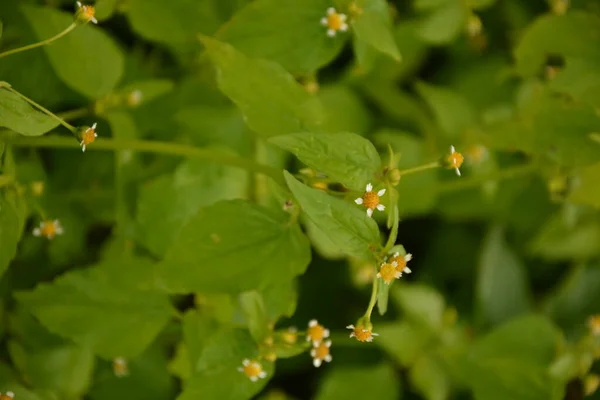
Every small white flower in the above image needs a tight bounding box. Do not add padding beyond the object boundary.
[311,340,332,368]
[33,219,64,239]
[320,7,348,37]
[238,359,267,382]
[80,122,98,152]
[113,357,129,377]
[307,319,330,344]
[346,324,379,342]
[76,1,98,24]
[446,145,464,176]
[390,252,412,274]
[355,183,386,218]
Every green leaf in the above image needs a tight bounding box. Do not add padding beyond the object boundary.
[135,158,247,257]
[376,277,391,315]
[315,363,400,400]
[318,85,372,135]
[391,283,446,330]
[0,20,3,39]
[179,328,272,400]
[127,0,225,44]
[270,132,381,191]
[16,267,175,359]
[569,162,600,209]
[22,5,124,98]
[284,171,381,260]
[0,87,60,136]
[157,199,311,293]
[409,355,450,400]
[199,36,324,138]
[376,321,432,366]
[0,364,53,400]
[217,0,346,74]
[415,81,475,138]
[95,0,118,20]
[0,187,26,279]
[416,1,466,45]
[238,291,270,343]
[8,340,95,399]
[352,0,401,61]
[477,227,532,327]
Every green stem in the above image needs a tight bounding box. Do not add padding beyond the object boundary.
[2,134,285,185]
[398,161,440,176]
[437,163,538,194]
[57,107,90,121]
[2,85,76,132]
[0,175,14,188]
[383,204,399,254]
[364,277,379,320]
[0,23,78,59]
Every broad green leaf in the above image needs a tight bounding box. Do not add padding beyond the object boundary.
[238,291,270,343]
[217,0,346,74]
[157,199,311,293]
[456,316,563,400]
[352,0,401,61]
[0,187,26,279]
[315,363,400,400]
[417,1,465,44]
[415,81,475,138]
[304,216,346,259]
[409,355,450,400]
[261,279,298,320]
[284,171,381,260]
[22,5,124,98]
[376,321,432,367]
[569,162,600,209]
[8,340,94,399]
[514,12,600,78]
[270,132,381,191]
[318,85,372,134]
[0,87,60,136]
[95,0,118,20]
[16,267,175,359]
[0,364,53,400]
[477,227,532,327]
[179,328,273,400]
[392,283,445,330]
[136,158,247,257]
[128,0,224,44]
[199,36,324,138]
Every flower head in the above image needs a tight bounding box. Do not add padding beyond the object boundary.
[306,319,329,344]
[113,357,129,377]
[377,261,400,285]
[355,183,385,218]
[33,219,64,240]
[78,123,98,152]
[127,90,143,107]
[346,324,379,342]
[75,1,98,24]
[588,315,600,336]
[389,252,413,275]
[238,359,267,382]
[311,340,332,368]
[445,145,464,176]
[0,392,14,400]
[320,7,348,37]
[31,181,45,197]
[465,144,488,165]
[282,327,298,344]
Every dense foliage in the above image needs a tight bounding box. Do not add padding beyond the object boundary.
[1,0,600,399]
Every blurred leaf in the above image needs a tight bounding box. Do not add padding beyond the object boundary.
[392,283,446,330]
[136,158,247,257]
[376,277,391,315]
[157,200,311,293]
[303,217,346,259]
[178,328,272,400]
[377,321,432,367]
[0,364,53,400]
[0,187,26,279]
[415,82,475,139]
[319,85,372,134]
[409,355,450,400]
[22,5,124,98]
[284,171,381,260]
[238,291,269,343]
[261,279,297,321]
[569,162,600,209]
[417,1,465,45]
[0,87,60,136]
[477,227,532,327]
[17,267,175,359]
[8,340,94,399]
[95,0,118,20]
[127,0,224,44]
[352,0,401,61]
[199,36,324,138]
[217,0,345,74]
[119,79,175,105]
[270,132,381,191]
[315,363,400,400]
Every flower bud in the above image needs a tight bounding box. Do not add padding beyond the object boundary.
[75,2,98,24]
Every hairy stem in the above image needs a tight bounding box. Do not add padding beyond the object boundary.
[398,161,440,176]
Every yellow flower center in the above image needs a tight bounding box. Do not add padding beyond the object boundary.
[379,263,397,284]
[282,330,298,344]
[314,343,330,360]
[41,221,58,238]
[81,5,96,19]
[243,362,263,379]
[81,127,97,146]
[327,12,344,31]
[446,151,464,169]
[362,191,380,209]
[352,326,374,342]
[307,324,326,342]
[390,256,407,271]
